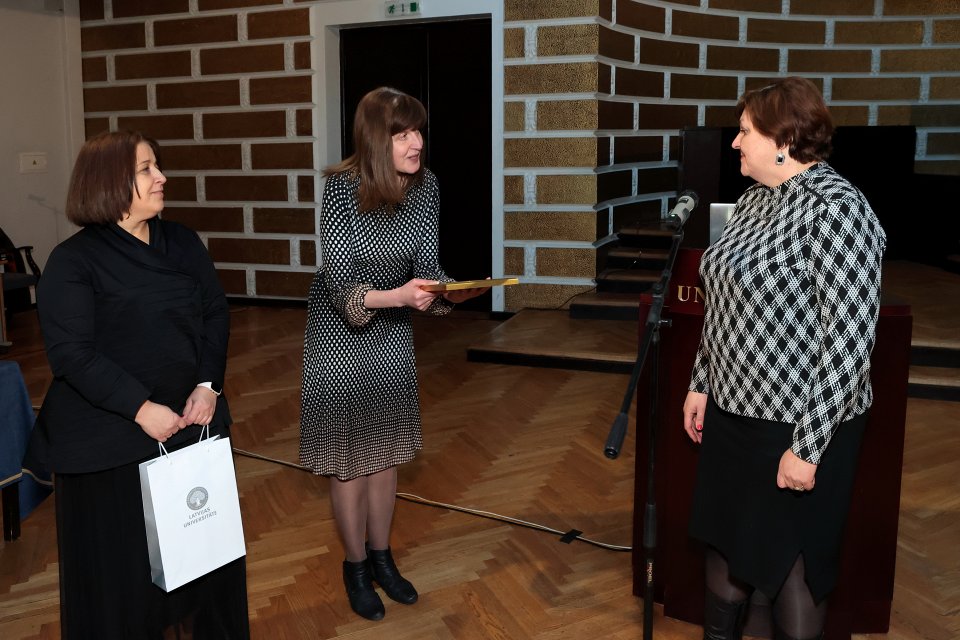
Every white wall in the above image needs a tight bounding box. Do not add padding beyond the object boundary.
[0,0,84,271]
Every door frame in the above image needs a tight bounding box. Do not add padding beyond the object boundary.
[310,0,506,310]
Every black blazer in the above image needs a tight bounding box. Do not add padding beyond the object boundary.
[32,218,231,474]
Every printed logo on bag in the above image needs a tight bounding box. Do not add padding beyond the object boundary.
[183,486,218,529]
[186,486,209,510]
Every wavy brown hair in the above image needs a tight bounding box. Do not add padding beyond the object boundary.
[736,77,833,163]
[66,130,162,226]
[324,87,427,212]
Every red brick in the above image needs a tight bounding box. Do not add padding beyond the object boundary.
[200,44,284,75]
[748,18,826,44]
[639,38,698,68]
[789,49,871,73]
[81,23,146,52]
[637,166,677,193]
[672,74,738,100]
[216,269,247,296]
[931,76,960,100]
[82,57,108,82]
[200,0,281,8]
[296,109,312,136]
[294,41,311,70]
[298,176,314,203]
[708,45,780,72]
[881,49,960,72]
[250,76,311,105]
[160,144,242,171]
[674,10,739,41]
[704,105,738,127]
[789,0,873,15]
[156,80,241,109]
[613,136,664,164]
[934,19,960,43]
[112,0,188,18]
[162,206,245,232]
[203,111,287,139]
[253,207,316,234]
[252,143,314,170]
[615,0,664,32]
[247,8,310,40]
[300,240,316,266]
[883,0,960,16]
[616,67,663,97]
[254,270,313,298]
[79,0,103,20]
[835,21,923,45]
[598,170,632,203]
[832,77,921,101]
[163,176,197,201]
[638,103,698,130]
[118,114,195,140]
[208,238,290,264]
[154,15,238,46]
[116,51,192,80]
[599,101,634,129]
[600,26,635,62]
[83,85,148,112]
[85,118,110,139]
[206,175,289,202]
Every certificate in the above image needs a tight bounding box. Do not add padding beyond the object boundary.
[419,278,519,292]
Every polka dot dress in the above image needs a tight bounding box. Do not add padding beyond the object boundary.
[299,169,453,480]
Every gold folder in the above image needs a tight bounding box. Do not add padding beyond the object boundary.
[419,278,519,292]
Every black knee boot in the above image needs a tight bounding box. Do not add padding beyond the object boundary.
[367,547,418,604]
[343,559,385,620]
[703,590,748,640]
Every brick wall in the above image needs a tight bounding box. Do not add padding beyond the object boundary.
[502,0,960,310]
[78,0,960,308]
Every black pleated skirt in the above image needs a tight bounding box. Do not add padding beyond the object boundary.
[688,396,866,602]
[55,446,250,639]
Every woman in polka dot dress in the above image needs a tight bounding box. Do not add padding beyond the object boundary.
[299,87,485,621]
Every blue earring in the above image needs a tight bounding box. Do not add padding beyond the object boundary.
[775,152,785,165]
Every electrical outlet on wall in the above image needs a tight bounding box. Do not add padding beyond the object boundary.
[19,152,49,174]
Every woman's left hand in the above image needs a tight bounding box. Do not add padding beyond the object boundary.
[182,386,218,426]
[777,448,818,492]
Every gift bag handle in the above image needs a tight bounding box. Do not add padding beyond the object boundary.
[156,424,212,458]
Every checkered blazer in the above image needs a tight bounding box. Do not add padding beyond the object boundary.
[689,163,887,464]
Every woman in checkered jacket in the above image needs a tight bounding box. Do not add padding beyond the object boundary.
[682,77,886,640]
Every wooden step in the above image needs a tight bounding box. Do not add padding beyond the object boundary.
[908,365,960,401]
[569,292,643,320]
[467,309,636,373]
[606,247,670,261]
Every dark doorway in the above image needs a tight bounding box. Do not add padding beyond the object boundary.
[339,18,492,311]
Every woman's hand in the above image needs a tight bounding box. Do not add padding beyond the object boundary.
[182,386,218,427]
[683,391,708,443]
[443,285,489,304]
[135,400,187,442]
[777,449,818,492]
[364,278,439,311]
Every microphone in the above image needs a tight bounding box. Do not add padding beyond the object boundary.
[667,191,699,227]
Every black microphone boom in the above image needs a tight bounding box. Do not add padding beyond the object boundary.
[667,190,699,227]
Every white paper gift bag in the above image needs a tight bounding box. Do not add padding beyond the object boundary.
[139,431,246,592]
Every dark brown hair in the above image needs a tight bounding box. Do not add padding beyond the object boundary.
[324,87,427,212]
[66,130,162,226]
[736,77,833,163]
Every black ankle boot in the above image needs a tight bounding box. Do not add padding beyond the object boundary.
[367,547,418,604]
[342,559,385,620]
[703,590,748,640]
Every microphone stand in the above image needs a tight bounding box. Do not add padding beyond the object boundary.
[603,222,685,640]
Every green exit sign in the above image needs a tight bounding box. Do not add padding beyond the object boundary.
[385,1,421,17]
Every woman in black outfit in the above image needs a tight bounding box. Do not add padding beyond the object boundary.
[682,77,886,640]
[31,130,249,638]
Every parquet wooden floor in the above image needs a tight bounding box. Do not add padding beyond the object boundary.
[1,303,957,639]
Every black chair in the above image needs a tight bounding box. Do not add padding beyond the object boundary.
[0,227,41,349]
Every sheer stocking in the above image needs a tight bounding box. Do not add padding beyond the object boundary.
[772,555,826,640]
[705,546,752,603]
[329,467,399,562]
[366,467,397,550]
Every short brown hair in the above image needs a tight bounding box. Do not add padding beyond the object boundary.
[66,130,162,226]
[736,77,833,163]
[324,87,427,212]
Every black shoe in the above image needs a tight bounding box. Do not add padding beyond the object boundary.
[703,590,747,640]
[342,559,385,621]
[367,546,418,604]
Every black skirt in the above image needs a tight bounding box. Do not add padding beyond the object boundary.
[688,396,866,602]
[55,442,250,639]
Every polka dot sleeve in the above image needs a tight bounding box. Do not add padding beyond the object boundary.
[415,173,454,316]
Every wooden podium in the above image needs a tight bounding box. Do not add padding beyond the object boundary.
[631,249,912,639]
